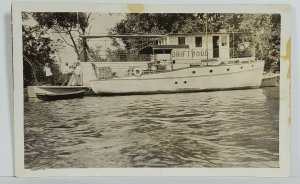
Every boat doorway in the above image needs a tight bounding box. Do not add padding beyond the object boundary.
[213,36,219,58]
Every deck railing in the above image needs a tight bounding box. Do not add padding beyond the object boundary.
[87,47,254,63]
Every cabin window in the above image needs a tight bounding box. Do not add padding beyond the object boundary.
[221,36,227,46]
[195,37,202,47]
[178,37,185,45]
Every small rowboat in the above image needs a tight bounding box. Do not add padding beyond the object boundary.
[36,91,85,101]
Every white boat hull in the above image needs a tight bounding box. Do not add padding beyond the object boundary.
[90,61,265,95]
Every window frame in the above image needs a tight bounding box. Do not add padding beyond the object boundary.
[195,36,203,47]
[178,37,185,45]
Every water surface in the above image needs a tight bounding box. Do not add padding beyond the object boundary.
[24,87,279,169]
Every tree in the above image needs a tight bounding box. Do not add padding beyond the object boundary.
[22,13,64,87]
[268,14,281,72]
[32,12,92,62]
[112,13,281,72]
[111,13,199,50]
[238,14,281,72]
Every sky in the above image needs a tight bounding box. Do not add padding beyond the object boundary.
[57,13,125,65]
[23,13,126,68]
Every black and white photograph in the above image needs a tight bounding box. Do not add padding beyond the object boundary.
[12,3,291,177]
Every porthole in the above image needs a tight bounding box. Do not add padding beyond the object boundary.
[175,81,178,84]
[192,71,196,74]
[184,81,187,84]
[227,68,230,71]
[240,66,243,69]
[252,65,254,67]
[209,70,213,73]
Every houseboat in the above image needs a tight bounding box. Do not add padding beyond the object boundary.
[81,31,265,95]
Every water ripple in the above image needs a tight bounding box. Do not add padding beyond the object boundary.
[24,87,279,169]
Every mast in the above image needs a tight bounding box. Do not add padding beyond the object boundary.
[233,31,235,58]
[205,13,208,61]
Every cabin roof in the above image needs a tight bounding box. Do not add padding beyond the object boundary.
[139,45,190,54]
[80,31,253,39]
[167,33,229,35]
[167,32,252,36]
[80,34,165,39]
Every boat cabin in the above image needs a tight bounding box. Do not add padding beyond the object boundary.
[139,31,231,63]
[77,32,254,83]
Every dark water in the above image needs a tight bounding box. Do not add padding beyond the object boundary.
[24,87,279,169]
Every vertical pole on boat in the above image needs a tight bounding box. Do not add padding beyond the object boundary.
[205,13,209,62]
[251,31,256,59]
[153,48,155,64]
[253,42,256,59]
[105,38,107,62]
[232,31,235,58]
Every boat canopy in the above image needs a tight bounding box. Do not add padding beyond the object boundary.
[139,45,190,54]
[80,34,165,39]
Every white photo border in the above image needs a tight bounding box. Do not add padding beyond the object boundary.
[12,2,291,177]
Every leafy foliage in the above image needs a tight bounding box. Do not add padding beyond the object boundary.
[23,12,281,88]
[22,17,63,87]
[32,12,92,61]
[112,13,281,72]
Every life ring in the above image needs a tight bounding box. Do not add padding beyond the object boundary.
[132,67,143,76]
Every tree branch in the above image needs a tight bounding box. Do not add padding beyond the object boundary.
[67,30,80,58]
[86,12,92,22]
[88,25,92,34]
[57,33,75,48]
[54,29,82,34]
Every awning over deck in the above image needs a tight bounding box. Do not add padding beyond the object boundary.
[80,34,165,39]
[139,45,190,54]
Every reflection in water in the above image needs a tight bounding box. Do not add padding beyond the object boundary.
[24,87,279,169]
